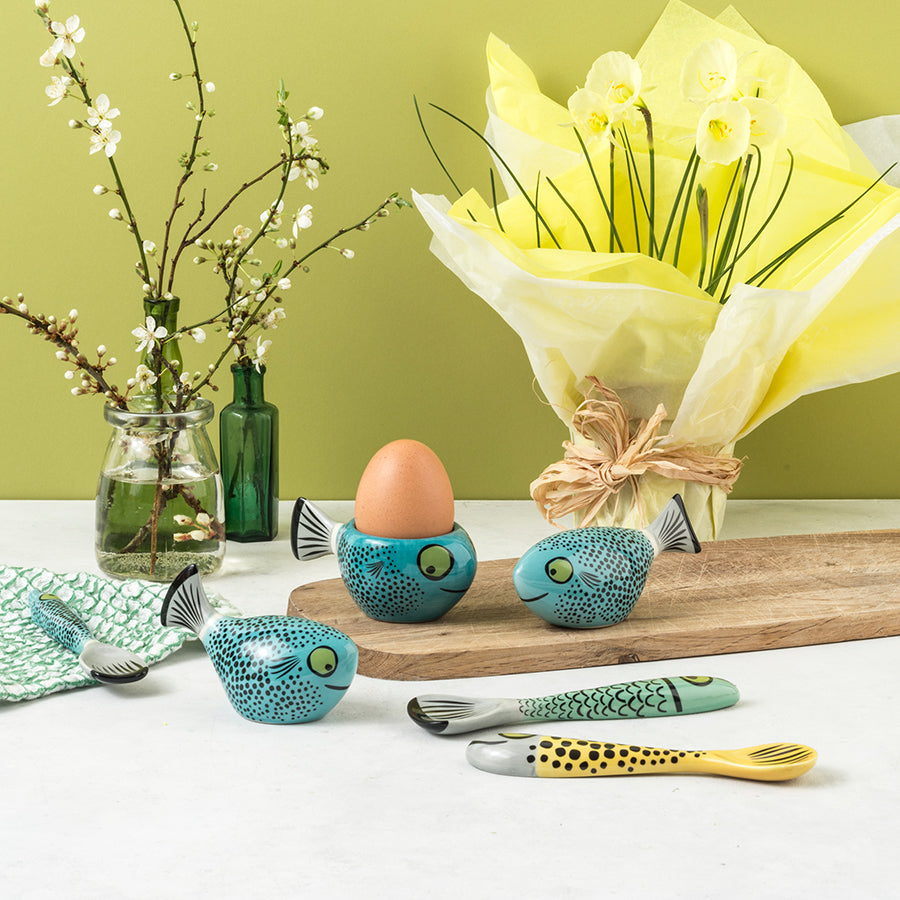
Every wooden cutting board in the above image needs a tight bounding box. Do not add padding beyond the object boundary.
[286,529,900,680]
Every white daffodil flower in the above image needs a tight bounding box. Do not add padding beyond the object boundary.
[696,100,751,165]
[132,316,167,352]
[292,204,313,238]
[87,94,120,126]
[40,15,85,66]
[681,39,739,104]
[739,96,786,146]
[89,120,121,157]
[586,51,643,117]
[568,87,613,142]
[45,75,72,106]
[253,336,272,372]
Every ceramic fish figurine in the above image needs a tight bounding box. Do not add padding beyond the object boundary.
[514,494,700,628]
[407,675,739,735]
[161,564,358,724]
[28,590,149,684]
[466,733,817,782]
[291,498,477,623]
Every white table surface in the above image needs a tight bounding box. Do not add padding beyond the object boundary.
[2,499,899,899]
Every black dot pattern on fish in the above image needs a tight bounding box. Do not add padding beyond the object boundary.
[337,531,425,620]
[541,529,654,626]
[527,738,699,776]
[205,617,346,724]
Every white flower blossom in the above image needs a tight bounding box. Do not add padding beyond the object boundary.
[40,15,85,66]
[292,204,313,237]
[339,248,355,259]
[132,316,167,352]
[142,240,156,254]
[204,82,215,93]
[233,225,252,243]
[133,363,158,391]
[45,75,72,106]
[263,308,286,328]
[696,100,751,165]
[188,327,206,343]
[739,96,786,146]
[260,200,284,230]
[90,120,121,157]
[86,94,120,126]
[277,278,291,291]
[307,106,324,120]
[681,39,739,105]
[253,336,271,371]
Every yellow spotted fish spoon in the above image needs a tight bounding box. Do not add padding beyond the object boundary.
[467,733,817,782]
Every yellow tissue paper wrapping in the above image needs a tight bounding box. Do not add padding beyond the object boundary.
[414,0,900,538]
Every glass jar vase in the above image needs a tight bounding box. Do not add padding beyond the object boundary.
[95,397,225,581]
[219,364,279,542]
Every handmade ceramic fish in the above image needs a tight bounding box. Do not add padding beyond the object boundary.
[161,564,358,724]
[291,498,477,623]
[513,494,700,628]
[29,590,149,684]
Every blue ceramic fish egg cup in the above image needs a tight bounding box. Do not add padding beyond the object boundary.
[337,521,477,623]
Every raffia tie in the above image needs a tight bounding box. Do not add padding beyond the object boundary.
[531,377,743,527]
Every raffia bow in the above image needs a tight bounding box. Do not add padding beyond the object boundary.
[531,377,743,527]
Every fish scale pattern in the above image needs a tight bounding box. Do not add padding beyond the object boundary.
[202,615,356,724]
[0,563,240,702]
[520,678,674,720]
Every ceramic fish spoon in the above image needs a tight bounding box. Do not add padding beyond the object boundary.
[28,590,149,684]
[408,675,739,735]
[467,733,817,782]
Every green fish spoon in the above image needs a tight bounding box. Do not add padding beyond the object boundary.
[407,675,738,735]
[28,590,149,684]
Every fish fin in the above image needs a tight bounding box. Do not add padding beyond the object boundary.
[160,564,214,634]
[268,652,307,682]
[645,494,701,555]
[291,497,338,560]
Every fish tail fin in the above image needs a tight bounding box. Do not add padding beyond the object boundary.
[161,564,215,634]
[291,498,339,560]
[645,494,701,555]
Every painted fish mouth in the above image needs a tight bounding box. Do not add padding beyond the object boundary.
[518,593,548,603]
[324,683,351,691]
[440,587,469,594]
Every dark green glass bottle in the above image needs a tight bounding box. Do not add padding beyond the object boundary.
[219,363,279,541]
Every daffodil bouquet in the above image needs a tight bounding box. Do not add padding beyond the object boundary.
[1,0,406,415]
[415,0,900,538]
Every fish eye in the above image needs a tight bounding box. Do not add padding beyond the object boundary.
[307,646,338,678]
[417,544,454,581]
[545,557,573,584]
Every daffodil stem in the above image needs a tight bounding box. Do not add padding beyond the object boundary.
[572,127,624,253]
[620,129,641,253]
[414,96,463,198]
[608,142,616,253]
[672,155,700,268]
[639,105,657,256]
[428,102,561,249]
[545,176,596,251]
[489,169,505,233]
[658,149,698,259]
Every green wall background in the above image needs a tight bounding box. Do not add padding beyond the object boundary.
[2,0,898,501]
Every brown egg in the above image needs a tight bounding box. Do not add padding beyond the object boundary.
[354,439,455,538]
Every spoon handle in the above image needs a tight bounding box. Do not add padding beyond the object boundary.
[518,676,739,721]
[28,591,94,655]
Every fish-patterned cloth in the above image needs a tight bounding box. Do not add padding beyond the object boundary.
[0,563,241,702]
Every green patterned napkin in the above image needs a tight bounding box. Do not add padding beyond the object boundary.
[0,563,241,702]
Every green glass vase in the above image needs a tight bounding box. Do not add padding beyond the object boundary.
[219,364,279,542]
[141,297,183,393]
